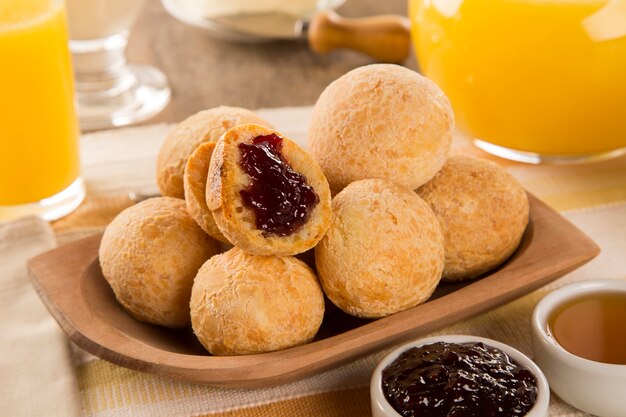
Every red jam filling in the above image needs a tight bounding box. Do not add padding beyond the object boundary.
[382,342,538,417]
[238,133,319,237]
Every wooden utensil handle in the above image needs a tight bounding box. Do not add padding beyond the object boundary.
[308,11,411,64]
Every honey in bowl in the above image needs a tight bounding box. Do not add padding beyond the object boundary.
[548,292,626,365]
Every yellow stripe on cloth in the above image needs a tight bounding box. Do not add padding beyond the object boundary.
[532,184,626,213]
[195,387,371,417]
[452,135,626,212]
[78,361,198,413]
[76,356,378,417]
[509,157,626,212]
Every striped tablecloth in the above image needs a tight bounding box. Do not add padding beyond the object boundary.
[52,107,626,417]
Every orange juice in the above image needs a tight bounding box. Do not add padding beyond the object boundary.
[410,0,626,158]
[0,0,80,206]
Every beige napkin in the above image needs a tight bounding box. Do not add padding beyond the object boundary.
[0,217,81,417]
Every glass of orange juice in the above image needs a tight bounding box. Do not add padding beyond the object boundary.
[409,0,626,163]
[0,0,85,221]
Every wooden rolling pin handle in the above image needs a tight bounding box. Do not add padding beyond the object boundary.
[308,11,411,64]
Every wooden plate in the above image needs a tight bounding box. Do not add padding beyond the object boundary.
[28,194,599,388]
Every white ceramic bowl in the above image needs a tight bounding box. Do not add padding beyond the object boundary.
[532,280,626,417]
[371,335,550,417]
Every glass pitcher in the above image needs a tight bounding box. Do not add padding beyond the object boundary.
[409,0,626,163]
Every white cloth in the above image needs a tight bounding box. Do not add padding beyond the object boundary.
[0,217,82,417]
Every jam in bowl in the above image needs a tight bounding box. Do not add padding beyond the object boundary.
[371,335,550,417]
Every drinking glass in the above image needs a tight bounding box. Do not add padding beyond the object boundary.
[66,0,171,131]
[0,0,85,221]
[410,0,626,163]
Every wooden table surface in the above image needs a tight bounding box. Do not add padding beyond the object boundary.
[127,0,415,124]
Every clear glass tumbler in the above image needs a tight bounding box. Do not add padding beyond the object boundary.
[66,0,171,131]
[0,0,85,222]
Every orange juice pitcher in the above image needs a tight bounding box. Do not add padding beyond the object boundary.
[0,0,84,220]
[409,0,626,163]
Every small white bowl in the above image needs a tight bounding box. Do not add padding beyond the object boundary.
[532,280,626,417]
[371,335,550,417]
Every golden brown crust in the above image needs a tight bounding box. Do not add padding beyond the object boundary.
[207,123,332,256]
[190,248,325,355]
[99,197,220,328]
[156,106,272,198]
[315,179,444,319]
[417,156,529,281]
[308,64,454,195]
[183,142,229,244]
